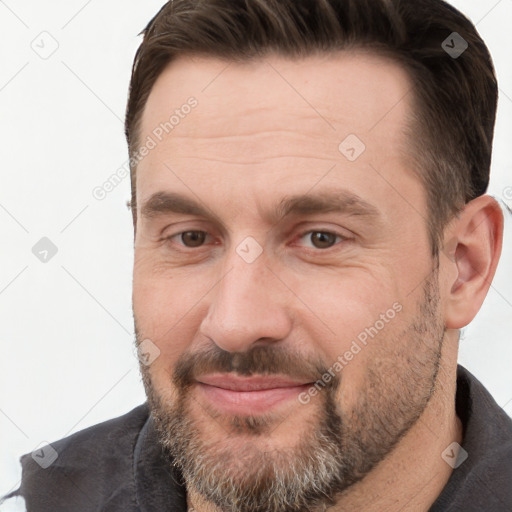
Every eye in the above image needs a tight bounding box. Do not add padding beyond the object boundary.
[164,228,348,252]
[297,230,347,250]
[169,230,209,248]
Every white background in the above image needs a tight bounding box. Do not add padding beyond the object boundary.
[0,0,511,496]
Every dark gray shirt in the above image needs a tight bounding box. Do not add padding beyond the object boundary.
[2,365,512,511]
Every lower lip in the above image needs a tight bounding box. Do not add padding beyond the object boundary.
[197,383,311,415]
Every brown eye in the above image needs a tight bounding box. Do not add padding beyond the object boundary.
[180,231,207,247]
[309,231,339,249]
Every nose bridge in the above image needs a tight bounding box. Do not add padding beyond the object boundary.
[199,246,292,352]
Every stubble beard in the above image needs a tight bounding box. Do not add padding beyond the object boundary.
[138,272,444,512]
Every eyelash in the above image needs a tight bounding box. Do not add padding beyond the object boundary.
[164,229,350,252]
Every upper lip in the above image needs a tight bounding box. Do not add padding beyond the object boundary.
[197,374,313,391]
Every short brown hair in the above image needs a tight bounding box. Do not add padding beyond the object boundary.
[125,0,497,253]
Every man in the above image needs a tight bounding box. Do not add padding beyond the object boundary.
[3,0,511,510]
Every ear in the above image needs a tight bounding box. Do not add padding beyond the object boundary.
[442,195,504,329]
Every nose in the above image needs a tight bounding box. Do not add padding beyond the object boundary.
[198,250,293,353]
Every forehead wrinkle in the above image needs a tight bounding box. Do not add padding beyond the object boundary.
[139,128,346,171]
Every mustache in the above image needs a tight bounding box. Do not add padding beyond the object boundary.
[171,343,338,391]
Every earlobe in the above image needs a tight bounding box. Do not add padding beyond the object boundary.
[443,195,503,329]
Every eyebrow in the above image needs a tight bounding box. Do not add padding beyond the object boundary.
[140,190,381,226]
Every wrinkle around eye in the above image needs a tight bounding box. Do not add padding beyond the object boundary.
[161,229,353,259]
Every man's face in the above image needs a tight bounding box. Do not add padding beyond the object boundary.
[132,52,446,511]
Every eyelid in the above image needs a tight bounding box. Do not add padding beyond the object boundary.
[164,226,351,253]
[164,230,214,248]
[292,228,351,250]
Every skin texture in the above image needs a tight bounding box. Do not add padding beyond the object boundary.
[132,52,503,511]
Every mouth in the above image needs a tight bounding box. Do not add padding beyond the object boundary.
[195,374,314,415]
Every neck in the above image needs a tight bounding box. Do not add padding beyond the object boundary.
[188,332,462,512]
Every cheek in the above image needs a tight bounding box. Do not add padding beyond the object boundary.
[133,265,212,379]
[133,271,178,364]
[133,250,192,336]
[293,272,407,399]
[290,268,401,343]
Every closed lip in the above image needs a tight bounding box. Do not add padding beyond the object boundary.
[196,374,313,391]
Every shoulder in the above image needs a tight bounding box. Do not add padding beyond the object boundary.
[460,368,512,509]
[17,403,150,512]
[39,402,150,457]
[432,367,512,511]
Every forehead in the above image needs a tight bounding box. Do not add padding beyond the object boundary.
[135,51,422,221]
[140,50,413,140]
